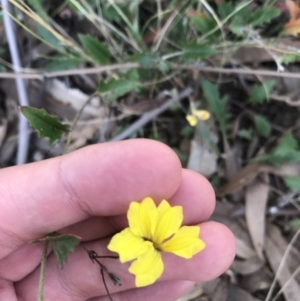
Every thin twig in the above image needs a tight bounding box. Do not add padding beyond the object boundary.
[1,0,29,164]
[110,87,194,141]
[271,264,300,301]
[0,63,139,79]
[4,63,300,80]
[265,227,300,301]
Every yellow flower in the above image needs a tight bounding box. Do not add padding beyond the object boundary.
[107,197,206,287]
[186,109,210,126]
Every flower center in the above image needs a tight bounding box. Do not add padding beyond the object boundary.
[143,238,161,251]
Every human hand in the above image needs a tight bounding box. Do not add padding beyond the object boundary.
[0,139,235,301]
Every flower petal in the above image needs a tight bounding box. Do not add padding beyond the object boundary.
[160,226,205,258]
[186,115,198,126]
[193,109,210,121]
[128,197,156,239]
[107,228,150,263]
[154,200,183,245]
[129,246,164,287]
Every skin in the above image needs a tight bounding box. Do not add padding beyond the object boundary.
[0,139,236,301]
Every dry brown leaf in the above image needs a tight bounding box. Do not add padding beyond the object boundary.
[216,163,263,196]
[267,225,300,283]
[212,202,256,259]
[267,163,300,177]
[227,286,263,301]
[265,226,300,301]
[202,277,228,301]
[46,79,101,116]
[240,268,272,293]
[188,139,218,177]
[245,174,269,260]
[231,256,265,276]
[284,0,300,36]
[187,119,219,177]
[0,118,7,146]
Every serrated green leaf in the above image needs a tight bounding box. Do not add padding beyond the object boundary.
[254,115,271,138]
[255,132,300,165]
[182,42,216,63]
[248,80,275,104]
[283,176,300,192]
[79,34,111,65]
[281,53,299,64]
[98,78,139,102]
[32,234,81,269]
[250,7,280,27]
[273,132,298,156]
[20,106,69,145]
[201,78,230,138]
[53,235,81,268]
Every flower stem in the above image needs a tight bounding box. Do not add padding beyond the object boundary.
[37,240,49,301]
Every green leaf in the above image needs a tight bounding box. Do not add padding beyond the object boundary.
[255,132,300,165]
[191,15,220,40]
[98,78,139,102]
[52,235,81,268]
[281,53,299,64]
[250,7,280,27]
[201,78,230,138]
[32,234,81,269]
[290,218,300,228]
[27,0,48,21]
[158,59,171,72]
[254,115,271,138]
[229,4,252,34]
[182,42,216,63]
[273,132,298,156]
[79,34,111,64]
[134,53,170,72]
[238,128,253,140]
[217,2,235,20]
[137,53,159,68]
[283,176,300,192]
[180,125,194,138]
[46,57,82,71]
[229,21,246,36]
[20,106,69,145]
[36,25,62,50]
[248,80,275,104]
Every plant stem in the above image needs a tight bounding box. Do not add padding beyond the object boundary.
[37,240,49,301]
[63,92,99,155]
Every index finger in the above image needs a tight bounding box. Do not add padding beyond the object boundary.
[0,139,182,259]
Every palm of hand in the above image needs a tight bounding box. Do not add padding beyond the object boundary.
[0,140,235,301]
